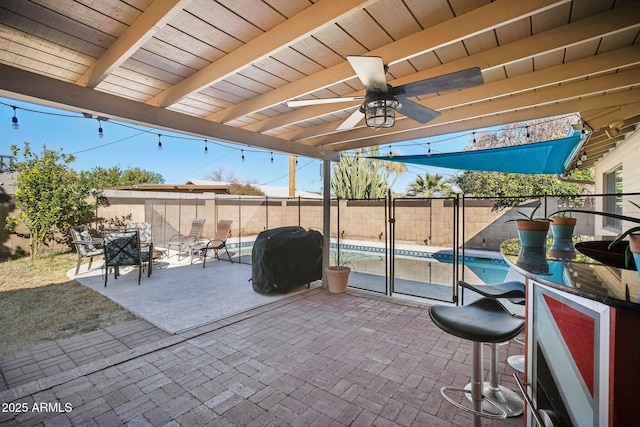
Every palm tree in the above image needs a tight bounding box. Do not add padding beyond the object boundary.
[406,173,453,197]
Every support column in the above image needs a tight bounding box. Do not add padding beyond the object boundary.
[322,159,331,288]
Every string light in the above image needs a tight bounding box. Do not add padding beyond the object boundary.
[11,106,19,130]
[157,134,162,150]
[204,139,208,155]
[581,151,587,162]
[241,149,245,161]
[427,143,431,156]
[295,156,298,165]
[526,125,530,139]
[270,151,274,163]
[472,131,476,144]
[97,119,104,138]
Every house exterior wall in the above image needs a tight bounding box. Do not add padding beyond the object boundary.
[593,127,640,237]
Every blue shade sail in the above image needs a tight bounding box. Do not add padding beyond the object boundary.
[371,133,583,174]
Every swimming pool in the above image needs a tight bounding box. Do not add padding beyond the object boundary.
[329,243,514,301]
[229,239,514,301]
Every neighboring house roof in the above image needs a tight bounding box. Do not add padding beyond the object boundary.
[107,183,230,194]
[186,180,322,199]
[105,180,322,198]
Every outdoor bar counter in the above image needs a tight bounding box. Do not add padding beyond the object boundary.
[500,239,640,427]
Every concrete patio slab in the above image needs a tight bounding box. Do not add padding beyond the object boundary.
[68,254,321,334]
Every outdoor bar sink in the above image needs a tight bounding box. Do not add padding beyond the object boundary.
[500,239,640,427]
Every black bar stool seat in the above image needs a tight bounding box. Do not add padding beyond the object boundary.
[429,297,525,426]
[430,297,525,343]
[458,281,526,417]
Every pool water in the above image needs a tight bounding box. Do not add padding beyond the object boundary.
[233,240,514,302]
[332,246,513,301]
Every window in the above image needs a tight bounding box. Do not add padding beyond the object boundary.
[604,167,623,230]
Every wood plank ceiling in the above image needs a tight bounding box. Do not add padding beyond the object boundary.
[1,0,639,170]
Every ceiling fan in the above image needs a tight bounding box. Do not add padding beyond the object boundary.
[287,56,483,130]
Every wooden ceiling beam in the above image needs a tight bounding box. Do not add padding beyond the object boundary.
[0,63,338,161]
[146,0,376,108]
[581,102,640,130]
[216,0,567,125]
[246,6,640,135]
[76,0,190,88]
[314,88,640,152]
[280,47,640,142]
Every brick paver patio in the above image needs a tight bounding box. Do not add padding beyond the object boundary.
[0,289,524,426]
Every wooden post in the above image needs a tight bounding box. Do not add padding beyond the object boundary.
[289,155,296,198]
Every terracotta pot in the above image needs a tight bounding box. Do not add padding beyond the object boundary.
[515,220,550,231]
[551,217,577,226]
[551,217,576,240]
[325,265,350,293]
[515,220,549,247]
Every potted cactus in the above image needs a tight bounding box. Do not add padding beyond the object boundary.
[506,203,551,248]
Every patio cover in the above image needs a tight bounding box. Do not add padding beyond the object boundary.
[372,133,583,174]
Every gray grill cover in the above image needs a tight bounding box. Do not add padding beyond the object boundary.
[251,226,323,294]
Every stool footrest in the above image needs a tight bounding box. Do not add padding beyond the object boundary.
[440,386,507,420]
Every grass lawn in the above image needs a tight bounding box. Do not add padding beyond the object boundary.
[0,251,136,356]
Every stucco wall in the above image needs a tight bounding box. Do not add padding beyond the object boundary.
[593,126,640,237]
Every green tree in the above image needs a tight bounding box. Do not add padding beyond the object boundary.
[78,166,164,188]
[406,173,454,197]
[5,143,94,258]
[121,167,164,185]
[331,147,405,199]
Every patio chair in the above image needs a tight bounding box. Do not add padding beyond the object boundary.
[126,221,153,251]
[193,219,233,268]
[69,225,104,275]
[167,218,206,259]
[102,228,153,286]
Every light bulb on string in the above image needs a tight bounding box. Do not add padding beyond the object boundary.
[157,134,162,150]
[427,143,431,157]
[581,151,587,162]
[97,119,104,138]
[472,131,476,144]
[241,149,245,161]
[11,106,19,130]
[295,156,298,165]
[204,139,208,155]
[270,151,274,164]
[526,125,530,139]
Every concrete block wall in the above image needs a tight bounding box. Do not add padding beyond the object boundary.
[2,189,603,259]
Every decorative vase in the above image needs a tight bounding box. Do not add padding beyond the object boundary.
[551,217,576,240]
[325,265,350,293]
[516,220,550,248]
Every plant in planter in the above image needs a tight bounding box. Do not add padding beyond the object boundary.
[549,211,577,241]
[325,248,351,294]
[554,201,640,270]
[506,203,552,247]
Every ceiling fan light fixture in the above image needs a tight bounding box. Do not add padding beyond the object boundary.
[362,92,400,129]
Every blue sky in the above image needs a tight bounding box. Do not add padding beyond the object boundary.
[1,96,473,193]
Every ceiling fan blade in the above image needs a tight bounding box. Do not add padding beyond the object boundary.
[337,108,365,130]
[397,98,440,124]
[395,67,483,98]
[287,96,363,107]
[347,56,388,92]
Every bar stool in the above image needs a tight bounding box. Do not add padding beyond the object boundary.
[459,281,526,417]
[429,297,525,427]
